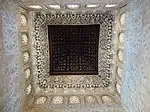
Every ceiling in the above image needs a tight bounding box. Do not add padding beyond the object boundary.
[17,0,127,110]
[19,0,124,4]
[17,0,127,11]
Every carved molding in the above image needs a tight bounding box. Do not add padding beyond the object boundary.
[33,11,116,94]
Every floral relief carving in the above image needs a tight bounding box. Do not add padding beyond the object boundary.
[21,33,28,45]
[33,11,116,93]
[36,96,47,104]
[21,14,27,26]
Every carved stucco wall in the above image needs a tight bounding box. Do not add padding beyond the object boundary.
[0,2,126,112]
[0,14,4,112]
[4,0,150,111]
[0,1,23,112]
[27,104,124,112]
[122,0,150,111]
[24,7,126,112]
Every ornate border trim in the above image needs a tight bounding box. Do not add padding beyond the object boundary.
[33,11,115,93]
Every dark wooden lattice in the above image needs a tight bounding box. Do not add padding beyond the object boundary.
[48,25,100,75]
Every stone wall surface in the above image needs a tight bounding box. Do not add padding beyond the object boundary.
[0,14,5,112]
[26,104,124,112]
[122,0,150,111]
[0,1,23,112]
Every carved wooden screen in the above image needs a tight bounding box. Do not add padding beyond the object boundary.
[48,25,100,75]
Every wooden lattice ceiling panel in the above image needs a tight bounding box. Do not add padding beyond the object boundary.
[48,25,99,75]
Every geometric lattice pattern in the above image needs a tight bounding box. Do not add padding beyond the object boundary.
[33,11,114,92]
[48,25,99,75]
